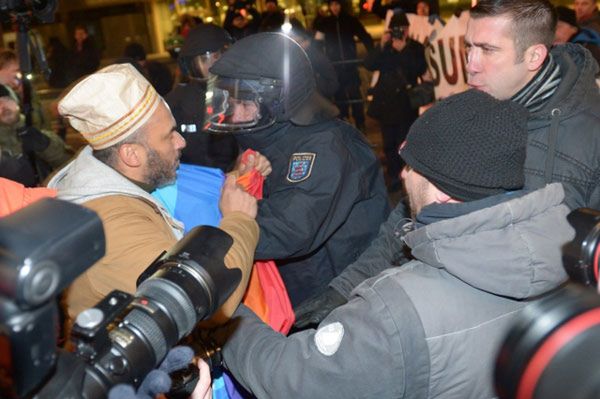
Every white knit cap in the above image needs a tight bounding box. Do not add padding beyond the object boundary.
[58,63,160,150]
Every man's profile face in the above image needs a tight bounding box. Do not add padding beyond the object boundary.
[465,15,533,100]
[0,61,21,91]
[401,165,433,219]
[574,0,597,21]
[141,103,186,188]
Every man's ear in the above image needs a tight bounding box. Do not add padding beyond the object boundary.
[432,185,461,204]
[118,143,144,168]
[434,189,453,204]
[524,44,548,71]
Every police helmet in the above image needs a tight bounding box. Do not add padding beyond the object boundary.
[204,32,338,133]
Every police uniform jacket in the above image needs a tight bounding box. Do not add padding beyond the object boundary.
[234,118,389,306]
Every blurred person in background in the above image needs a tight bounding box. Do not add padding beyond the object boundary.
[364,11,430,192]
[165,24,239,172]
[68,25,101,83]
[122,42,174,96]
[574,0,600,34]
[554,5,600,70]
[315,0,373,132]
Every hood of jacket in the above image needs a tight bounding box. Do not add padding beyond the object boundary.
[403,183,573,299]
[47,146,184,237]
[529,43,599,127]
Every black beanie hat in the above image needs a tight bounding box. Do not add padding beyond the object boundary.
[400,89,529,201]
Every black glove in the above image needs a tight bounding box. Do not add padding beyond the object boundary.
[108,346,194,399]
[18,126,50,153]
[293,288,347,330]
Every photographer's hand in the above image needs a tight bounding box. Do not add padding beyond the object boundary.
[190,358,212,399]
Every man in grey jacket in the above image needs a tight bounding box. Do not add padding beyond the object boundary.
[295,0,600,328]
[215,90,574,398]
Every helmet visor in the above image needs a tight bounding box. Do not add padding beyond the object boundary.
[204,76,278,133]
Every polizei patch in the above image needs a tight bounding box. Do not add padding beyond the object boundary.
[286,152,316,183]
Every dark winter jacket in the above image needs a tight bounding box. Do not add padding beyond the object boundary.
[364,39,427,124]
[316,11,373,84]
[525,43,600,210]
[220,184,572,399]
[234,119,389,305]
[69,37,101,83]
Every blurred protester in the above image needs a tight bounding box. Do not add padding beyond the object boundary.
[574,0,600,34]
[0,49,49,129]
[315,0,373,131]
[0,49,21,97]
[179,14,203,38]
[214,90,573,399]
[205,32,389,306]
[416,0,444,24]
[46,64,260,323]
[46,36,69,89]
[68,25,101,83]
[224,0,261,40]
[122,42,174,96]
[364,11,429,192]
[285,18,339,99]
[165,24,239,171]
[0,84,71,186]
[554,5,600,69]
[259,0,286,31]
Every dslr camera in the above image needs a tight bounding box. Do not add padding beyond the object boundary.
[0,198,241,398]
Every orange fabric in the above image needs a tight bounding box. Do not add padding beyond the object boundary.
[0,177,56,217]
[237,150,295,334]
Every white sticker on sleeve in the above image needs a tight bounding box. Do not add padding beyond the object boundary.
[314,322,344,356]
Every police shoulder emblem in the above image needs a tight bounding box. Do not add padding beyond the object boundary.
[286,152,316,183]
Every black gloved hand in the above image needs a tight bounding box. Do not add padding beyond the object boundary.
[107,346,194,399]
[293,288,347,330]
[18,126,50,153]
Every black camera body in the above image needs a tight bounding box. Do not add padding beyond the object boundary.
[0,198,241,399]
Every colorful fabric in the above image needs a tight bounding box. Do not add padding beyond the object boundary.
[152,151,294,399]
[152,163,225,232]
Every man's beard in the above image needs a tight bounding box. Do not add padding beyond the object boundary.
[144,146,179,189]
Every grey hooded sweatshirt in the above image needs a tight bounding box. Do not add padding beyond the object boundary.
[219,184,573,399]
[47,146,183,238]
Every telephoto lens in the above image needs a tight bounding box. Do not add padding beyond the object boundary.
[69,225,241,398]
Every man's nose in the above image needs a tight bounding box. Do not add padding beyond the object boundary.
[175,131,186,149]
[466,48,481,74]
